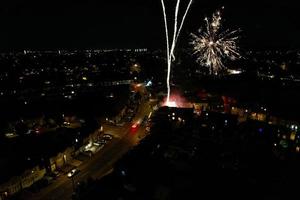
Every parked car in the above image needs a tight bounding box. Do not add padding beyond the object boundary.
[102,134,113,140]
[67,168,80,178]
[98,139,107,144]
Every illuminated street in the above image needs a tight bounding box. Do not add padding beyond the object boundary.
[20,99,152,200]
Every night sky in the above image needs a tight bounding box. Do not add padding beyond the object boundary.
[0,0,299,50]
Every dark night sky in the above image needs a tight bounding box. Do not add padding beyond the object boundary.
[0,0,299,50]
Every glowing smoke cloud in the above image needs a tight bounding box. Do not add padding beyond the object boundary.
[161,93,192,108]
[160,0,193,105]
[190,8,240,75]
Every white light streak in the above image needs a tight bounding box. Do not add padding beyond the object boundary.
[175,0,193,44]
[160,0,171,103]
[161,0,193,103]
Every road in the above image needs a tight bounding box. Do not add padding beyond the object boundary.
[20,99,153,200]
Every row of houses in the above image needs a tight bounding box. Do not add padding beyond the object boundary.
[0,123,102,200]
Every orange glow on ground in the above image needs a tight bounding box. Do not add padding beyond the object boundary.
[162,94,193,108]
[165,101,177,107]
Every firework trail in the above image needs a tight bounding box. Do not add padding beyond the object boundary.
[190,8,240,75]
[170,0,180,62]
[160,0,193,104]
[160,0,171,103]
[175,0,193,50]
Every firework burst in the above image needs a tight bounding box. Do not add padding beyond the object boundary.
[190,8,241,75]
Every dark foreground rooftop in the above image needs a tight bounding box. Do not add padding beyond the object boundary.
[73,107,300,200]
